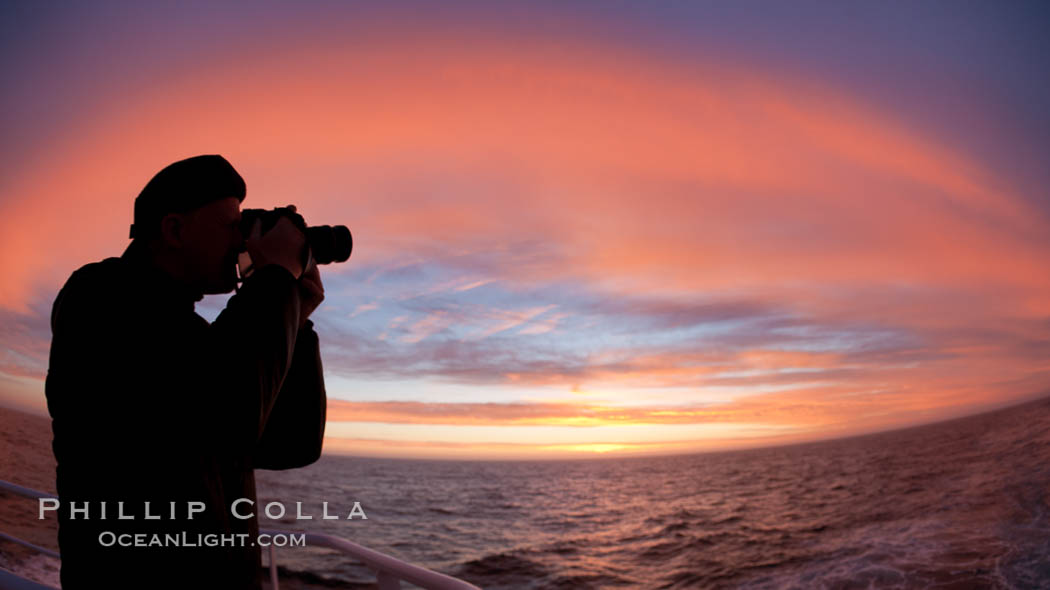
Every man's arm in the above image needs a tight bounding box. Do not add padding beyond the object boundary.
[205,264,302,452]
[254,320,327,470]
[207,219,326,460]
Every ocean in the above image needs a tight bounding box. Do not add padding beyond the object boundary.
[255,395,1050,589]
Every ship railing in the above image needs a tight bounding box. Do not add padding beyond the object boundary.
[0,479,481,590]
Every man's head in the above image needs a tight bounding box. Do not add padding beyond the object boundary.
[131,155,246,295]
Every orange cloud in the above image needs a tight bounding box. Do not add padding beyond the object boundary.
[3,22,1049,450]
[317,383,1034,459]
[323,379,1025,434]
[2,26,1046,312]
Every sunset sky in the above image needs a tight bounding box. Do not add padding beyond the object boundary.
[2,1,1049,459]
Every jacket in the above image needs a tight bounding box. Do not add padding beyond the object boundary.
[45,242,327,589]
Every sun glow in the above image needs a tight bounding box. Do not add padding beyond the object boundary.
[547,443,637,454]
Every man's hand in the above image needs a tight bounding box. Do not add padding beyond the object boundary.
[298,259,324,328]
[245,214,307,279]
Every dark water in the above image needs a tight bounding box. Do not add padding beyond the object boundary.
[256,395,1050,589]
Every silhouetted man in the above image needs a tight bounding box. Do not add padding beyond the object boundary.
[45,155,327,589]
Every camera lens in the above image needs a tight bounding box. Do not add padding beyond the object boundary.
[306,225,352,264]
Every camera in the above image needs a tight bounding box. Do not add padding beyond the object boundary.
[240,207,352,265]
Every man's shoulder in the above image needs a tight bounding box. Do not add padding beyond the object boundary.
[70,256,126,277]
[61,257,130,294]
[52,257,133,319]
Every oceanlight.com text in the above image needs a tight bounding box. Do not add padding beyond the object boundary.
[39,498,368,520]
[97,531,306,548]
